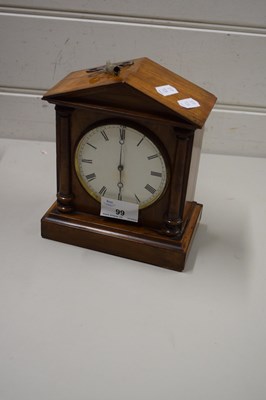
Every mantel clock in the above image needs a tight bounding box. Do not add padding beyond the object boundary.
[41,57,216,271]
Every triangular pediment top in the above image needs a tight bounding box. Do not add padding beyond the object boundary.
[43,57,216,128]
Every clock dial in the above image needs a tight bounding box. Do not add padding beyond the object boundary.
[75,123,167,209]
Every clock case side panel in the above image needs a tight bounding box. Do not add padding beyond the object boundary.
[186,129,204,202]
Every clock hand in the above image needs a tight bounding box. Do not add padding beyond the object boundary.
[117,133,125,200]
[117,177,123,200]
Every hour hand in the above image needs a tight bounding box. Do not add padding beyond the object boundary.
[117,153,124,200]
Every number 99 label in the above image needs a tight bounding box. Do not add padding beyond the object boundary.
[101,197,139,222]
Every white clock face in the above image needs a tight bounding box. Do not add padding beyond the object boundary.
[75,123,167,209]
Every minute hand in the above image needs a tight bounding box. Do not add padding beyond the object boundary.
[117,130,125,200]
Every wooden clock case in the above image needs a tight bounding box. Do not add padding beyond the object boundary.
[41,57,216,271]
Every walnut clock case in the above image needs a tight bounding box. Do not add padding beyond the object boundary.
[41,57,216,271]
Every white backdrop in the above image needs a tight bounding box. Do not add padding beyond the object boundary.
[1,1,266,156]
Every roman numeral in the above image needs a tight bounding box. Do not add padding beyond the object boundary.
[86,173,96,182]
[101,130,109,141]
[82,159,92,164]
[119,126,126,141]
[87,142,97,150]
[137,136,145,147]
[134,194,141,203]
[99,186,107,196]
[147,154,159,160]
[151,171,162,177]
[145,184,156,194]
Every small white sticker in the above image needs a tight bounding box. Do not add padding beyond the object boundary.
[178,98,200,109]
[100,197,139,223]
[155,85,178,96]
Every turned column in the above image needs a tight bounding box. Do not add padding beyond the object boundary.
[55,105,74,213]
[163,129,194,237]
